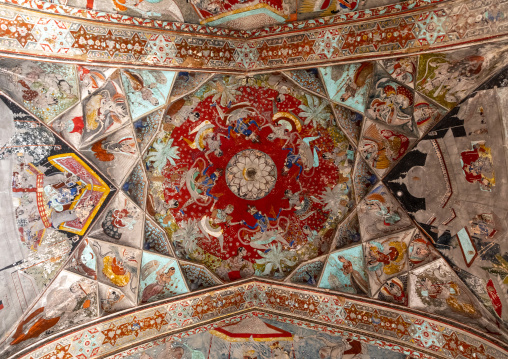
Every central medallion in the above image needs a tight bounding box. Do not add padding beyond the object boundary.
[226,149,277,200]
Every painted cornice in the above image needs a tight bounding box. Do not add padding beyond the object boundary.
[0,0,507,72]
[8,279,508,359]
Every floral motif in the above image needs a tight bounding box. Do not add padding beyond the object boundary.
[226,149,277,200]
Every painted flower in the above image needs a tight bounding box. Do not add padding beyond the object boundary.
[299,94,331,128]
[206,76,241,107]
[172,219,201,254]
[256,243,298,276]
[145,137,180,173]
[319,183,350,215]
[226,149,276,200]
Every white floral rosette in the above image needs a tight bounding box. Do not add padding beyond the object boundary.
[226,149,277,200]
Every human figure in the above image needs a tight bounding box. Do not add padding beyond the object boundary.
[227,117,260,142]
[281,147,304,179]
[195,165,222,201]
[140,263,176,303]
[215,247,254,281]
[242,205,281,233]
[101,288,125,313]
[337,256,369,295]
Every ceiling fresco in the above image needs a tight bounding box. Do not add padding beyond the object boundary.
[1,19,508,357]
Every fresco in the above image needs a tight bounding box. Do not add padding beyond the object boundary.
[0,59,79,123]
[365,65,417,137]
[144,74,355,280]
[358,119,414,176]
[333,209,361,249]
[364,228,411,296]
[0,95,112,339]
[120,70,176,121]
[133,109,164,154]
[89,192,144,248]
[3,42,508,359]
[385,65,508,332]
[138,252,188,303]
[413,93,447,137]
[288,257,325,285]
[80,73,131,147]
[7,270,98,349]
[180,262,222,290]
[144,217,172,256]
[78,66,117,100]
[284,68,327,97]
[121,314,408,359]
[82,126,140,187]
[357,183,412,241]
[415,44,508,109]
[319,62,374,113]
[333,103,363,145]
[91,239,142,303]
[409,258,503,336]
[319,245,369,295]
[379,56,417,87]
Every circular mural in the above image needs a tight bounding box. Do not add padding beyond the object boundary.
[226,149,277,200]
[145,75,355,281]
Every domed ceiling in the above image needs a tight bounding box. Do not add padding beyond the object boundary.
[1,0,508,358]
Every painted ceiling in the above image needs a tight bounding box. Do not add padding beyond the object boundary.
[1,0,508,358]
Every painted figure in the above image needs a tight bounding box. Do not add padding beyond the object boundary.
[281,146,304,179]
[368,83,413,129]
[243,205,282,233]
[195,165,223,201]
[418,55,484,104]
[102,256,131,287]
[460,141,495,191]
[228,116,260,142]
[336,62,374,102]
[101,204,138,240]
[338,255,368,295]
[216,247,254,281]
[84,89,128,143]
[366,240,407,280]
[140,263,176,303]
[101,288,125,313]
[416,277,478,317]
[380,278,407,305]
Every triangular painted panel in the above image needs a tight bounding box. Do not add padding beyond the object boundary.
[120,69,176,121]
[89,192,145,249]
[357,183,412,242]
[139,251,188,304]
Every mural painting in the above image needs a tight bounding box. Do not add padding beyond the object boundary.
[2,37,508,359]
[365,67,417,137]
[319,245,369,295]
[91,239,142,303]
[121,315,408,359]
[144,74,355,280]
[386,67,508,332]
[8,270,98,348]
[138,251,188,303]
[0,96,112,338]
[319,62,374,113]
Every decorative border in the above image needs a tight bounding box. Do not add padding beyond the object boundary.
[106,311,437,359]
[10,280,508,359]
[0,0,507,72]
[0,0,446,37]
